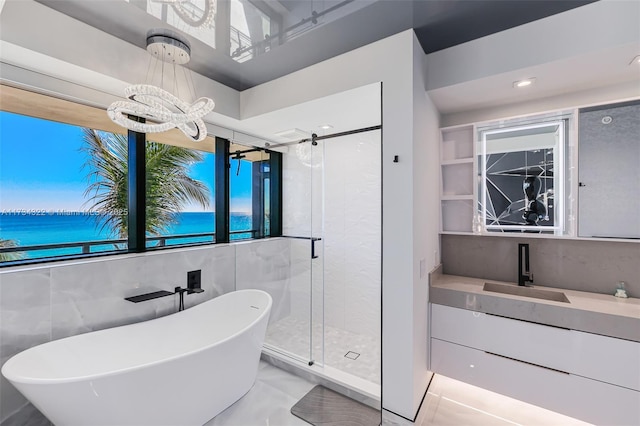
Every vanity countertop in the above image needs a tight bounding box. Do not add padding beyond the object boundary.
[430,272,640,342]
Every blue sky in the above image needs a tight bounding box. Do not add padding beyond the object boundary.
[0,111,252,212]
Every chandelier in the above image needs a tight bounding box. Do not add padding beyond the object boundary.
[107,29,215,142]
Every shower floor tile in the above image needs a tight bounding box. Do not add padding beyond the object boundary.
[265,316,381,385]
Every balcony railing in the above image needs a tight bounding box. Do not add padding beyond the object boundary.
[0,229,258,261]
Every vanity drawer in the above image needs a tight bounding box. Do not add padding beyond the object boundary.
[431,304,573,373]
[431,338,640,426]
[572,330,640,391]
[431,303,640,391]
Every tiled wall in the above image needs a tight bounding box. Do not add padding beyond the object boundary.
[0,239,288,426]
[441,234,640,297]
[235,238,292,324]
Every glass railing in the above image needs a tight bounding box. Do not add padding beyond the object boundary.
[0,229,260,264]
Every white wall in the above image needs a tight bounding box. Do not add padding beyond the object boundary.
[323,131,381,338]
[412,36,441,406]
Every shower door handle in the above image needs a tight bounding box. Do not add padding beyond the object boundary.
[280,236,321,259]
[311,238,320,259]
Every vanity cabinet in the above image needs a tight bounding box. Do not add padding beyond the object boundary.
[578,101,640,239]
[430,304,640,425]
[440,125,475,233]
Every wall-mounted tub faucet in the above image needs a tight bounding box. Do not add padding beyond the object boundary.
[518,243,534,286]
[125,270,204,312]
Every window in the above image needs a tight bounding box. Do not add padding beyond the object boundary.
[0,111,128,262]
[0,87,281,266]
[229,143,270,240]
[145,141,215,248]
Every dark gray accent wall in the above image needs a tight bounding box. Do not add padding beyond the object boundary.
[441,234,640,297]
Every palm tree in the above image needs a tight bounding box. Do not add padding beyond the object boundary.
[0,238,23,261]
[82,129,211,238]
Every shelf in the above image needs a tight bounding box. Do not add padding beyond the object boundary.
[441,126,474,162]
[125,290,174,303]
[442,158,473,165]
[441,199,474,233]
[440,125,476,234]
[440,231,475,235]
[441,195,473,201]
[441,163,474,196]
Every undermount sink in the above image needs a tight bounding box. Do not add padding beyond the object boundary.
[483,282,571,303]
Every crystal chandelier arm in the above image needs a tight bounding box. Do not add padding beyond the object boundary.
[107,29,215,142]
[108,85,214,142]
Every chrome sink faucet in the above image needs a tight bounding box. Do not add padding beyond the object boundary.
[518,243,534,286]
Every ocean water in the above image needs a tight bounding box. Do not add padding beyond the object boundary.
[0,212,252,260]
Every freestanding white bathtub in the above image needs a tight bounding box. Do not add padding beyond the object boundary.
[1,289,272,426]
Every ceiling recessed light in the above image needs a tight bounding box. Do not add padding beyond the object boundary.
[513,78,536,88]
[319,124,333,130]
[629,55,640,65]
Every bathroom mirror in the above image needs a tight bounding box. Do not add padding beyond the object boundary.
[478,120,566,235]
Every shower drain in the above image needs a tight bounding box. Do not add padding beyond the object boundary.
[344,351,360,360]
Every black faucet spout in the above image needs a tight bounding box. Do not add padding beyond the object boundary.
[174,286,204,311]
[518,243,533,286]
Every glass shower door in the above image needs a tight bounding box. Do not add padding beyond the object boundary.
[263,127,381,392]
[311,130,382,387]
[262,141,317,365]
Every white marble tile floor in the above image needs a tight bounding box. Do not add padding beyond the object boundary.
[204,360,316,426]
[207,362,588,426]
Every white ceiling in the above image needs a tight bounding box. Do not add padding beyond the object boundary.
[233,82,381,147]
[428,41,640,116]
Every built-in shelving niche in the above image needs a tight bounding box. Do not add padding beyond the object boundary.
[440,125,476,234]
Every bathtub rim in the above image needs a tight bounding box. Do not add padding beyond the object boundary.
[1,289,272,385]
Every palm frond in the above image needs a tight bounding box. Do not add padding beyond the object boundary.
[82,131,211,238]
